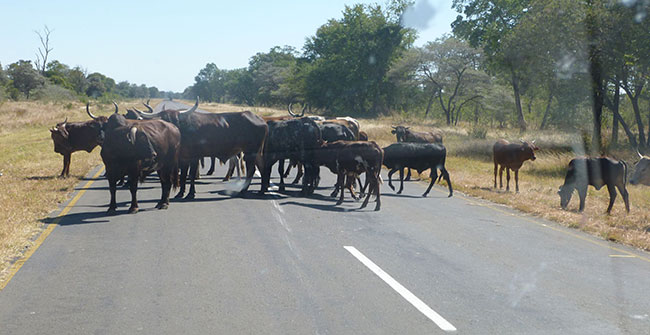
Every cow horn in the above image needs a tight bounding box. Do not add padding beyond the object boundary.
[112,101,119,114]
[86,103,99,120]
[137,110,157,119]
[62,117,68,126]
[638,150,644,159]
[391,126,397,129]
[183,97,199,113]
[128,127,137,145]
[143,102,154,113]
[520,139,526,144]
[288,102,305,117]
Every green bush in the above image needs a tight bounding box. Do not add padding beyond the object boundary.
[469,125,488,139]
[32,83,76,102]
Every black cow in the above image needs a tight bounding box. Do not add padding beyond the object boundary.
[50,110,107,177]
[100,113,181,214]
[382,142,453,197]
[138,98,268,199]
[261,117,322,195]
[313,141,383,210]
[391,125,443,181]
[558,157,630,213]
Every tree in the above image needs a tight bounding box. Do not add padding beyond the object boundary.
[67,66,88,95]
[302,3,414,115]
[85,72,115,98]
[191,63,226,102]
[248,46,298,106]
[44,60,70,88]
[418,36,484,125]
[6,60,44,99]
[224,68,256,105]
[452,0,532,131]
[34,25,54,75]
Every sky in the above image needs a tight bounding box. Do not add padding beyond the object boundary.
[0,0,458,92]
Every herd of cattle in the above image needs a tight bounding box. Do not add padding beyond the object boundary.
[49,98,650,214]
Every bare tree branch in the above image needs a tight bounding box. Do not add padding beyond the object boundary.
[34,25,54,75]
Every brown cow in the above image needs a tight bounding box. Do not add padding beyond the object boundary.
[50,105,109,177]
[493,139,539,192]
[391,125,443,144]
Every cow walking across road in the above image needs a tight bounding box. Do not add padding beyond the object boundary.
[391,125,443,181]
[558,157,630,214]
[493,139,539,192]
[383,142,452,197]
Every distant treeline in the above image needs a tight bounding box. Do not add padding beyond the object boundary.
[182,0,649,152]
[0,59,181,103]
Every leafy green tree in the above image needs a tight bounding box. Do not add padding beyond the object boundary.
[6,60,45,99]
[67,66,88,95]
[302,3,413,115]
[248,46,298,106]
[452,0,532,131]
[85,72,115,98]
[191,63,226,102]
[224,68,256,105]
[44,60,71,88]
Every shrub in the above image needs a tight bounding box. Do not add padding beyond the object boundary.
[32,83,76,102]
[469,125,488,139]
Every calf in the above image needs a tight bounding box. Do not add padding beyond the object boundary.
[558,157,630,213]
[493,139,539,192]
[50,108,108,177]
[630,152,650,186]
[314,141,383,210]
[382,142,453,197]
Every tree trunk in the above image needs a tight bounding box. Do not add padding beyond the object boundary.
[628,94,646,148]
[611,81,620,145]
[455,106,462,125]
[424,93,435,117]
[511,70,527,132]
[612,108,638,149]
[587,0,603,154]
[540,92,553,130]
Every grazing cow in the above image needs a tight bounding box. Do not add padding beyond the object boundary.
[630,152,650,186]
[50,105,109,177]
[313,141,383,210]
[493,139,539,192]
[138,98,268,199]
[558,157,630,213]
[100,113,181,214]
[383,142,453,197]
[391,125,443,181]
[261,117,322,195]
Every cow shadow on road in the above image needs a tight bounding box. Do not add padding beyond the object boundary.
[41,211,110,226]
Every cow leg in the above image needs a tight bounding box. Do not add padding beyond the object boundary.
[278,159,286,192]
[335,173,346,205]
[374,173,381,211]
[441,168,453,197]
[330,178,341,198]
[577,186,587,212]
[388,168,398,191]
[107,172,118,214]
[291,163,303,184]
[405,168,412,181]
[283,160,293,178]
[397,168,404,194]
[346,175,359,201]
[515,169,520,193]
[175,161,189,199]
[185,160,199,200]
[423,168,438,197]
[60,153,70,178]
[224,157,235,182]
[617,183,630,213]
[606,184,617,214]
[505,168,511,192]
[240,153,257,193]
[499,166,505,189]
[127,171,139,214]
[494,162,498,188]
[207,157,216,176]
[156,168,171,210]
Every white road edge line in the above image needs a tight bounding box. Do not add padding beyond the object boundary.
[344,246,457,332]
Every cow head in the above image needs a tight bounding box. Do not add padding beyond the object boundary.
[520,140,539,161]
[125,108,143,120]
[558,184,573,209]
[50,117,72,154]
[288,102,306,117]
[630,152,650,186]
[391,126,409,142]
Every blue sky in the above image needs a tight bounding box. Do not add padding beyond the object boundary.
[0,0,457,92]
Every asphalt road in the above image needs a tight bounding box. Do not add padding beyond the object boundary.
[1,163,650,334]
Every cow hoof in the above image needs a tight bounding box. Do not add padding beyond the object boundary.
[422,193,429,197]
[448,193,453,198]
[174,192,184,199]
[279,186,285,192]
[107,207,117,214]
[374,206,380,211]
[128,207,139,214]
[184,193,195,200]
[207,170,215,176]
[397,191,402,195]
[156,203,169,210]
[222,177,230,182]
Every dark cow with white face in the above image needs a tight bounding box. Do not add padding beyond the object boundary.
[630,152,650,186]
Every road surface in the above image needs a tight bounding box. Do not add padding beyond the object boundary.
[1,163,649,334]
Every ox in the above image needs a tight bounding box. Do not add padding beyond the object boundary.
[261,117,322,195]
[139,98,268,199]
[493,139,539,192]
[313,141,383,210]
[100,113,181,214]
[558,157,630,213]
[50,111,107,177]
[391,125,443,181]
[383,142,453,197]
[630,152,650,186]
